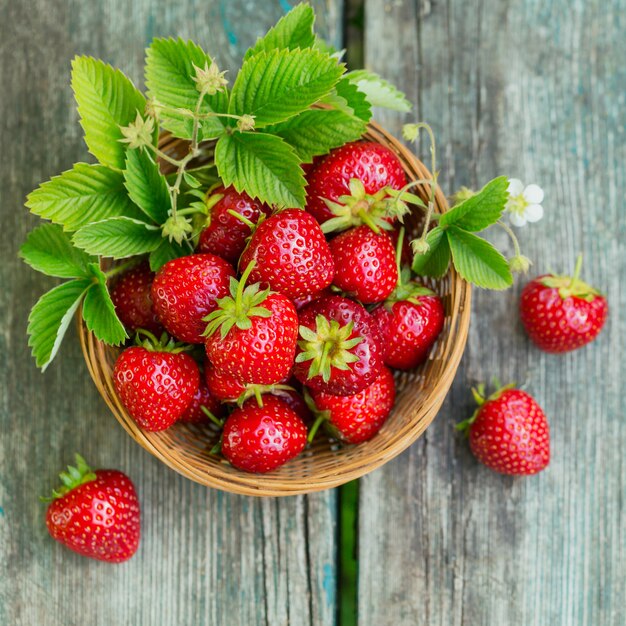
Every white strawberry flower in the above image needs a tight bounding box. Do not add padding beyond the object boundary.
[506,179,544,227]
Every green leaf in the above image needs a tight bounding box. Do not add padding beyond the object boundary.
[82,264,127,345]
[439,176,509,232]
[27,278,92,370]
[328,77,372,122]
[124,149,170,224]
[244,3,315,59]
[149,238,188,272]
[346,69,412,112]
[215,132,306,208]
[145,38,228,140]
[73,217,162,258]
[229,48,344,128]
[447,226,513,289]
[71,56,146,169]
[25,163,144,232]
[411,227,451,278]
[20,224,95,278]
[266,109,366,163]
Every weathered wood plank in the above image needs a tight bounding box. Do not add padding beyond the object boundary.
[358,1,625,625]
[0,2,341,625]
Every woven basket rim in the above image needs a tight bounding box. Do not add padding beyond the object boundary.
[77,121,472,497]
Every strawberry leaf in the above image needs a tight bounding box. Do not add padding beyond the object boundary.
[215,132,306,208]
[25,163,144,232]
[346,69,412,113]
[27,278,92,370]
[244,3,315,59]
[73,217,163,258]
[124,149,170,224]
[71,57,146,170]
[330,77,372,122]
[149,238,188,272]
[229,48,345,128]
[411,227,451,278]
[82,264,128,345]
[446,226,513,289]
[439,176,509,232]
[20,224,96,278]
[266,109,366,163]
[145,38,228,140]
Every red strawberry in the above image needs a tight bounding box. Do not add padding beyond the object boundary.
[197,186,271,263]
[222,395,308,473]
[294,294,384,396]
[204,361,247,402]
[305,141,407,226]
[204,262,299,385]
[44,454,140,563]
[239,209,334,300]
[113,337,199,431]
[520,257,608,353]
[457,385,550,475]
[371,281,445,369]
[110,261,163,335]
[308,366,396,444]
[179,377,223,424]
[270,388,313,424]
[329,226,398,303]
[292,287,332,311]
[151,253,234,344]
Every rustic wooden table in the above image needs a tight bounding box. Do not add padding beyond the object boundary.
[1,1,624,624]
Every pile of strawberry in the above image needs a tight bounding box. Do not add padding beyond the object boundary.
[110,141,445,473]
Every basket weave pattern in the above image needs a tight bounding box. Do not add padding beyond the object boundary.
[78,122,471,496]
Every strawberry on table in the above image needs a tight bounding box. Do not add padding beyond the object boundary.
[43,454,140,563]
[457,384,550,476]
[308,366,396,444]
[113,332,200,432]
[204,261,299,386]
[371,270,445,369]
[239,208,334,300]
[328,225,398,303]
[221,395,308,473]
[197,185,271,264]
[305,141,407,226]
[294,294,384,396]
[109,261,163,335]
[151,253,235,344]
[520,256,608,353]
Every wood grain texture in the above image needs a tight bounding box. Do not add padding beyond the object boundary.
[0,2,341,625]
[358,1,625,625]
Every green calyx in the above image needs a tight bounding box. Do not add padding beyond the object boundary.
[385,267,435,307]
[455,381,516,434]
[540,254,601,301]
[295,315,363,383]
[134,329,191,354]
[203,261,271,340]
[161,213,194,245]
[235,383,295,408]
[40,454,97,502]
[320,178,413,235]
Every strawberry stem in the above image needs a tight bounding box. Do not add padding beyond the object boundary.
[227,209,256,230]
[307,413,327,443]
[569,253,584,288]
[200,405,225,428]
[104,258,141,280]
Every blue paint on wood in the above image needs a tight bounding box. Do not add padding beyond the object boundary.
[0,506,4,517]
[279,0,293,13]
[322,562,336,608]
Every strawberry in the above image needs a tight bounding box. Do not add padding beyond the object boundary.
[44,454,140,563]
[221,395,308,473]
[151,253,235,344]
[294,294,384,396]
[371,278,445,369]
[113,334,200,431]
[204,360,247,402]
[292,287,332,311]
[328,226,398,303]
[197,186,271,264]
[179,376,223,424]
[239,208,334,300]
[305,141,407,226]
[457,385,550,475]
[109,261,163,335]
[308,366,396,444]
[519,256,608,353]
[204,262,299,385]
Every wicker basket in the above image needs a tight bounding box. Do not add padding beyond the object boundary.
[77,121,471,497]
